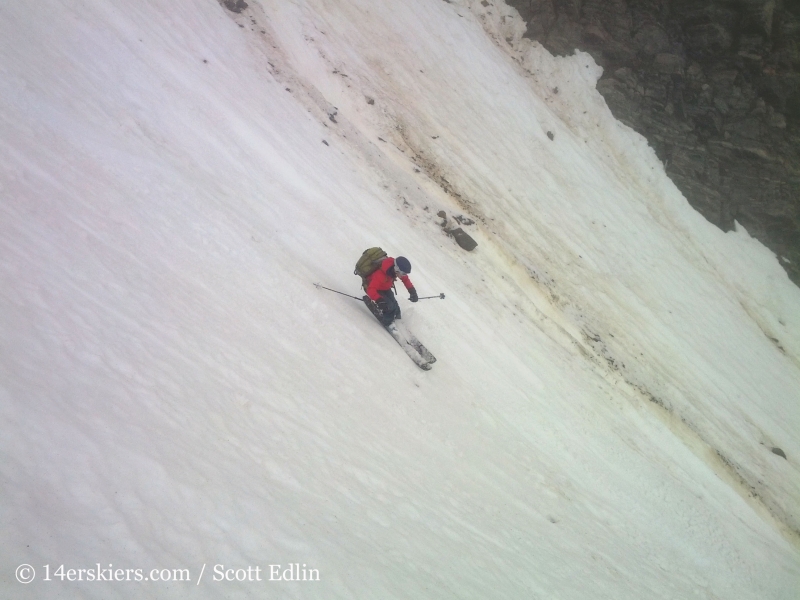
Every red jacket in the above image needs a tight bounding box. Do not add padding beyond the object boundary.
[366,257,414,301]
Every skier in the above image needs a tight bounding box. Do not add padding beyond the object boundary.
[363,255,418,326]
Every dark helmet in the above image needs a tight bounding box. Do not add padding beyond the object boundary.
[395,256,411,275]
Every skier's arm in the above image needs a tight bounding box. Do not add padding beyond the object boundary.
[400,275,418,302]
[366,275,383,301]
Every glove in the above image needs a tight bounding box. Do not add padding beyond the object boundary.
[409,287,418,303]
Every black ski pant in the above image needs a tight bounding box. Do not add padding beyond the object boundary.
[377,290,401,326]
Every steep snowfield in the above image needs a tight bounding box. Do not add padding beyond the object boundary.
[2,0,799,598]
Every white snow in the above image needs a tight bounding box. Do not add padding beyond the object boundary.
[2,0,799,598]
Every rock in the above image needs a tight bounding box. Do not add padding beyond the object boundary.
[685,23,733,55]
[724,118,762,142]
[710,69,739,88]
[771,447,787,459]
[223,0,248,13]
[713,97,730,114]
[741,0,777,36]
[767,110,787,129]
[504,0,800,286]
[584,24,612,45]
[544,14,584,57]
[633,23,671,57]
[614,67,637,87]
[596,78,630,108]
[654,53,685,74]
[447,228,478,251]
[686,62,704,80]
[738,34,767,60]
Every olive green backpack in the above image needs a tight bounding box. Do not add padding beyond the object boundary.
[354,247,388,290]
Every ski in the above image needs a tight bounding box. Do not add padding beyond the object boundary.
[385,322,434,370]
[394,321,437,365]
[361,295,436,370]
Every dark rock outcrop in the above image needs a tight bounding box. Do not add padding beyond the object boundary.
[223,0,248,14]
[437,211,479,250]
[772,446,788,458]
[507,0,800,284]
[448,227,479,251]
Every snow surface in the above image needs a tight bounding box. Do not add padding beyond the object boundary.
[2,0,799,598]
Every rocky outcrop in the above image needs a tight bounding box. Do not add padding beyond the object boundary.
[507,0,800,284]
[437,211,479,250]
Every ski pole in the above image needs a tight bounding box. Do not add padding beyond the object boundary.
[417,293,446,300]
[313,283,363,301]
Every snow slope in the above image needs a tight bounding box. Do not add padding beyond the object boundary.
[1,0,799,598]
